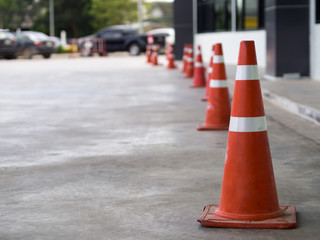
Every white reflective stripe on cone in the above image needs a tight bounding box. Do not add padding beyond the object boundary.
[195,50,201,55]
[235,65,259,80]
[213,55,224,63]
[194,62,204,67]
[229,116,267,132]
[208,67,212,73]
[168,54,174,59]
[209,80,228,88]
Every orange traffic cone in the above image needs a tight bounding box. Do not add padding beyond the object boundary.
[185,44,193,78]
[151,45,158,66]
[167,44,176,69]
[191,45,206,87]
[201,44,215,101]
[146,44,152,63]
[197,43,230,130]
[198,41,296,229]
[182,44,187,73]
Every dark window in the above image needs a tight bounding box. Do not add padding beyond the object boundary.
[236,0,264,30]
[100,31,123,39]
[197,0,264,33]
[197,0,231,33]
[316,0,320,23]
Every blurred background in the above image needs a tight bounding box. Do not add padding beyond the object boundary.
[0,0,174,58]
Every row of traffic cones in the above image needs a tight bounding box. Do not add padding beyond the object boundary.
[146,43,177,69]
[146,41,296,229]
[146,44,160,66]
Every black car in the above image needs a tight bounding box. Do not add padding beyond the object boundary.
[0,30,19,59]
[14,31,56,59]
[79,25,148,56]
[79,25,171,56]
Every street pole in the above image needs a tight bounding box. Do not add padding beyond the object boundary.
[137,0,143,34]
[49,0,55,36]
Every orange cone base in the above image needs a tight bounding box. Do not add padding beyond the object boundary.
[198,205,296,229]
[167,65,177,69]
[197,123,228,131]
[190,85,205,88]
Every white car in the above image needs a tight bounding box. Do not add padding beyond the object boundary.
[146,28,175,46]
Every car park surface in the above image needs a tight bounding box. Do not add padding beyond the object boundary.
[0,56,319,239]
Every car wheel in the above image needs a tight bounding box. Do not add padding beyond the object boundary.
[23,48,33,59]
[128,43,141,56]
[43,53,51,59]
[4,55,16,60]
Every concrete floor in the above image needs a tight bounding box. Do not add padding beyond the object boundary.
[0,56,319,240]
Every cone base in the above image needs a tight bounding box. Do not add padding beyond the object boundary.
[190,85,206,88]
[198,204,296,229]
[197,123,229,131]
[167,66,177,69]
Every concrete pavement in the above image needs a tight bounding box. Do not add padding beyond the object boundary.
[0,56,319,239]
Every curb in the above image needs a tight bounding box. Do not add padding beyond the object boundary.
[262,89,320,126]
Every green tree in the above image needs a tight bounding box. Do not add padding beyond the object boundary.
[90,0,138,30]
[33,0,93,37]
[0,0,43,29]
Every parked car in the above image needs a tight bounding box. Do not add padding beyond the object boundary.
[78,25,174,57]
[14,31,56,59]
[79,25,147,56]
[146,28,175,46]
[0,29,19,59]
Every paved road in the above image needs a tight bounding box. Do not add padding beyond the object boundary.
[0,56,319,239]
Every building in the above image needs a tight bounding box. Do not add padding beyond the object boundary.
[174,0,320,81]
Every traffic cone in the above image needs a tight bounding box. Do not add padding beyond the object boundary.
[198,41,296,229]
[167,44,176,69]
[197,43,230,130]
[182,44,187,73]
[151,45,158,66]
[201,44,215,101]
[185,44,193,78]
[190,45,206,87]
[146,44,152,63]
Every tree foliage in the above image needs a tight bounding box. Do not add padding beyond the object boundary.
[33,0,93,38]
[0,0,43,29]
[90,0,138,30]
[0,0,172,38]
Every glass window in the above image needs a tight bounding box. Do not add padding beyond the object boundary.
[100,31,123,39]
[236,0,264,30]
[197,0,231,33]
[197,0,264,33]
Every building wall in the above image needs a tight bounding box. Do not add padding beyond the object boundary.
[310,0,320,81]
[194,30,266,67]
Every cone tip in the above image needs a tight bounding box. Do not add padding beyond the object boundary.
[238,40,257,65]
[214,43,223,55]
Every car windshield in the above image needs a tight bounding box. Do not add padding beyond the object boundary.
[25,32,48,41]
[0,31,15,40]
